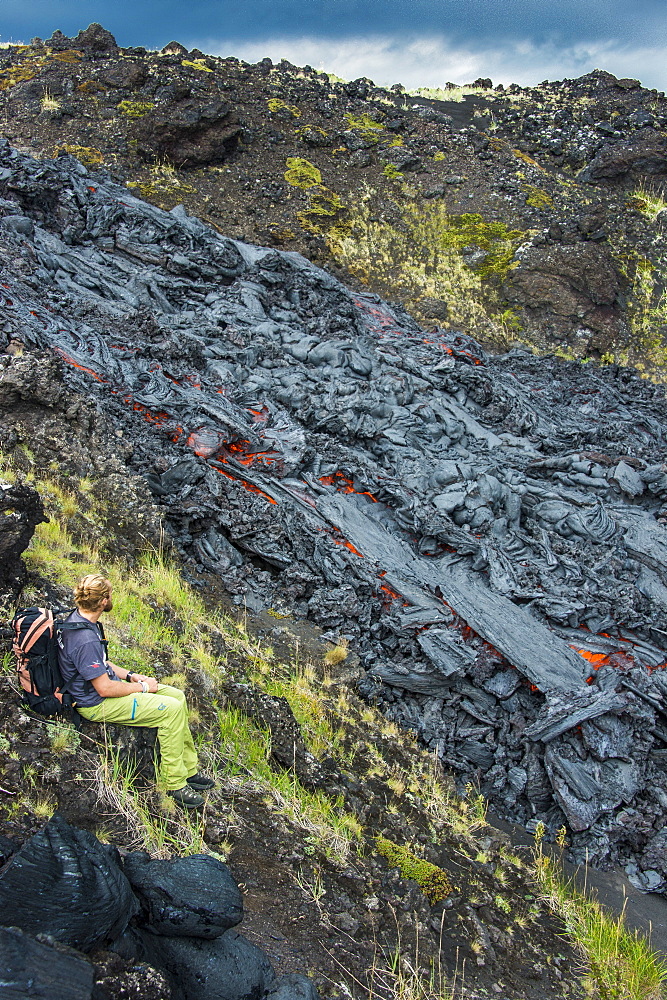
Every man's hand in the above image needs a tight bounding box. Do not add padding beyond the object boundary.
[133,673,158,690]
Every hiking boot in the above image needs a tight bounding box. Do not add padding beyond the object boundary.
[168,785,205,809]
[187,771,216,790]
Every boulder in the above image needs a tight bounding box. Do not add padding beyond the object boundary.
[505,242,624,345]
[640,827,667,876]
[265,974,320,1000]
[97,61,148,90]
[161,41,189,56]
[381,147,421,171]
[0,814,139,952]
[124,852,243,938]
[0,925,94,1000]
[0,478,46,595]
[132,98,242,167]
[580,128,667,183]
[73,23,119,54]
[44,30,74,51]
[141,928,275,1000]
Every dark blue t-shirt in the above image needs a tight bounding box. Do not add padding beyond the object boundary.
[57,610,119,707]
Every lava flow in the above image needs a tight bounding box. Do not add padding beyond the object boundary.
[320,472,378,502]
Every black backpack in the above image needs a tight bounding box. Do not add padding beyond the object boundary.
[11,607,105,719]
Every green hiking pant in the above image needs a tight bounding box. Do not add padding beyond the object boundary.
[77,684,198,791]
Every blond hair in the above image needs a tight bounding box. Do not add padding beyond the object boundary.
[73,574,111,612]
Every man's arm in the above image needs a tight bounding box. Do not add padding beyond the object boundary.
[106,661,156,686]
[92,673,159,697]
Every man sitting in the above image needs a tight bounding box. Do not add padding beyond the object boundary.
[57,573,214,809]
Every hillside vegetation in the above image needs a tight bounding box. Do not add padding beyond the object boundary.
[1,452,666,999]
[0,23,666,373]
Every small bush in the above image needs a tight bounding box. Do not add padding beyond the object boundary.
[382,163,403,180]
[629,185,667,221]
[40,91,60,112]
[324,641,348,665]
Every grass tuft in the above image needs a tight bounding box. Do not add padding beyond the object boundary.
[323,639,348,665]
[533,824,667,999]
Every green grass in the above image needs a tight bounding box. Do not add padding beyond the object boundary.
[257,661,344,760]
[533,827,667,999]
[326,183,525,341]
[630,186,667,222]
[6,457,667,997]
[96,740,210,857]
[6,460,365,861]
[217,705,362,862]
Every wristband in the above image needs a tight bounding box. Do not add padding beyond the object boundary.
[126,673,134,683]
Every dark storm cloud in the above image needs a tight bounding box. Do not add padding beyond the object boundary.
[2,1,665,89]
[2,0,665,50]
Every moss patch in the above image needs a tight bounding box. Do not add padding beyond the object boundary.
[343,112,385,143]
[375,836,454,902]
[523,184,554,209]
[117,100,155,118]
[268,98,302,118]
[0,49,83,91]
[181,59,212,73]
[284,157,321,189]
[53,144,103,168]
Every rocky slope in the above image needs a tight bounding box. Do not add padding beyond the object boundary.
[0,463,586,1000]
[1,23,667,370]
[1,23,667,1000]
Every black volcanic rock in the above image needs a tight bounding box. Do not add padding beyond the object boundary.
[506,242,626,348]
[132,97,241,166]
[1,141,667,884]
[140,929,275,1000]
[74,23,119,55]
[0,925,94,1000]
[97,60,149,90]
[124,853,243,938]
[0,814,139,952]
[580,128,667,183]
[0,30,665,362]
[0,477,46,596]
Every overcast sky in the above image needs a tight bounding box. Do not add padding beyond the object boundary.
[2,0,666,92]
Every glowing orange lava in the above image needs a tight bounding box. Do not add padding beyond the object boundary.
[54,348,105,382]
[213,466,277,504]
[573,649,611,669]
[320,472,378,502]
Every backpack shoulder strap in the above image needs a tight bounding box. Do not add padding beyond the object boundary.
[56,618,109,665]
